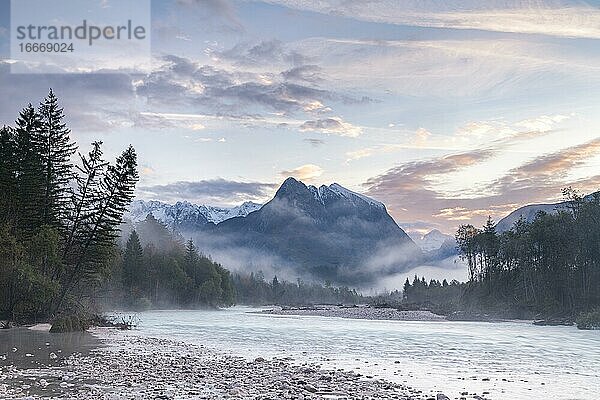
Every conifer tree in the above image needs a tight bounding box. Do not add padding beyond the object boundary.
[1,91,140,319]
[122,230,144,291]
[63,141,108,261]
[37,89,77,228]
[55,145,138,311]
[13,104,45,235]
[0,126,17,225]
[184,239,198,269]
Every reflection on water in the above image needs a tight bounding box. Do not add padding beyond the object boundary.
[0,326,99,398]
[134,307,600,400]
[0,328,97,368]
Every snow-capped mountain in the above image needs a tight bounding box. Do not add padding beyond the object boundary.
[206,177,420,283]
[496,191,599,232]
[126,199,262,228]
[127,178,423,285]
[307,182,385,209]
[410,229,454,252]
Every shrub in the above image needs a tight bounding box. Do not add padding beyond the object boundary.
[576,309,600,330]
[49,315,90,333]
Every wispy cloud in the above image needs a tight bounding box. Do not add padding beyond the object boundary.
[267,0,600,39]
[299,117,362,137]
[303,138,326,147]
[138,179,277,205]
[363,114,596,232]
[279,164,324,182]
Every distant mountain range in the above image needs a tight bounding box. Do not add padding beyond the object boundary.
[126,178,426,284]
[128,199,262,227]
[409,229,453,252]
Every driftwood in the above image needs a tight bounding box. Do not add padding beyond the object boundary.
[49,313,139,333]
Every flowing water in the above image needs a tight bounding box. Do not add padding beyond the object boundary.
[129,307,600,400]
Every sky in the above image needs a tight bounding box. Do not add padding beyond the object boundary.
[1,0,600,235]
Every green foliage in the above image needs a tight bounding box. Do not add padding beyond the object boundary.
[122,230,143,292]
[456,190,600,317]
[0,90,138,322]
[0,224,61,321]
[233,272,363,306]
[576,308,600,330]
[401,275,464,313]
[37,89,77,228]
[112,220,236,309]
[49,314,90,333]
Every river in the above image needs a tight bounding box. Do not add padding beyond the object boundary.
[124,307,600,400]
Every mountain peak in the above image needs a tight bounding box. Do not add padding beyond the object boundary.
[281,176,303,187]
[275,178,384,209]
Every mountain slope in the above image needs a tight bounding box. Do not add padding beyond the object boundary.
[496,192,599,232]
[496,203,565,232]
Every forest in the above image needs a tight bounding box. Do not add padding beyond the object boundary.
[114,214,235,310]
[119,214,362,309]
[0,91,237,323]
[400,190,600,323]
[0,89,361,325]
[0,90,139,322]
[233,272,363,305]
[2,91,598,327]
[455,189,600,318]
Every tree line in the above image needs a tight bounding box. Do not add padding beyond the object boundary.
[455,189,600,317]
[0,90,138,321]
[233,271,364,306]
[401,276,464,314]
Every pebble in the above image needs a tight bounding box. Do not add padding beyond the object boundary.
[1,328,426,399]
[261,305,445,321]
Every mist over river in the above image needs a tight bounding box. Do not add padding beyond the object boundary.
[128,307,600,400]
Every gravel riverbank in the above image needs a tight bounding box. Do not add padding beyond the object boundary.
[260,305,446,322]
[1,327,450,399]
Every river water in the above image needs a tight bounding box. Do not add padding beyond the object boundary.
[130,307,599,400]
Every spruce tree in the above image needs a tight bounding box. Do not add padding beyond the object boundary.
[55,145,138,310]
[13,104,45,236]
[122,230,144,292]
[37,89,77,228]
[63,141,108,261]
[0,126,17,225]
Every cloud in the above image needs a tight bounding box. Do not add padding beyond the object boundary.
[413,128,432,147]
[493,137,600,198]
[218,39,308,66]
[138,179,277,205]
[292,37,600,100]
[266,0,600,39]
[279,164,324,181]
[365,133,600,233]
[281,65,323,83]
[303,138,325,147]
[134,111,207,131]
[137,55,350,119]
[0,62,136,134]
[515,114,571,132]
[345,148,374,163]
[175,0,243,30]
[299,117,362,137]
